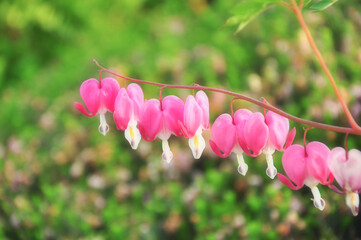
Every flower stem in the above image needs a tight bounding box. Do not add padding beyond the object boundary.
[93,60,361,136]
[289,0,360,131]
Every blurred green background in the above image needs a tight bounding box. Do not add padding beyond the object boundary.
[1,0,361,239]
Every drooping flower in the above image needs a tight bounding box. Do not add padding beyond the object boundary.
[240,112,269,157]
[261,111,296,179]
[180,91,209,159]
[74,78,120,136]
[209,109,268,175]
[138,96,184,163]
[113,83,144,149]
[328,147,361,216]
[278,141,333,211]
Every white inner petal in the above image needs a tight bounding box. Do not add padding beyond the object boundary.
[346,190,359,216]
[98,113,109,136]
[265,153,277,179]
[162,139,173,163]
[236,153,248,176]
[188,128,205,159]
[125,118,141,150]
[262,143,275,155]
[309,185,325,211]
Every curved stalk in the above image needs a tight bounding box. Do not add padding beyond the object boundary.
[290,0,360,131]
[93,60,361,136]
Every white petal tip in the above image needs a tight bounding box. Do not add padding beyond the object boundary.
[162,152,173,163]
[237,165,248,176]
[346,191,359,216]
[352,207,359,216]
[189,133,205,159]
[162,140,173,163]
[236,154,248,176]
[98,123,109,136]
[130,141,138,150]
[99,114,109,136]
[265,154,277,179]
[266,167,277,179]
[125,123,141,150]
[313,198,326,211]
[310,186,325,211]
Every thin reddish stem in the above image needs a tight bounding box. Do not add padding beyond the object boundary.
[299,0,305,9]
[98,69,104,87]
[93,60,361,136]
[193,84,200,96]
[159,86,167,110]
[230,97,238,119]
[303,127,312,157]
[289,0,360,131]
[278,2,295,12]
[303,127,312,147]
[261,97,269,116]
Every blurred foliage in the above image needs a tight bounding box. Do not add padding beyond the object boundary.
[0,0,361,239]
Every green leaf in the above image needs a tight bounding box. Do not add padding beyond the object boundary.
[309,0,338,11]
[225,0,281,33]
[302,0,314,8]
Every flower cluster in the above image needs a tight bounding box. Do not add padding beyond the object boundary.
[74,78,209,163]
[278,142,361,215]
[75,77,361,216]
[209,110,295,178]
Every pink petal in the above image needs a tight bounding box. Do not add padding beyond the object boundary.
[179,120,190,138]
[113,88,133,131]
[195,91,210,129]
[328,147,347,189]
[306,141,331,185]
[284,127,296,150]
[243,112,268,156]
[281,144,307,187]
[74,102,96,117]
[126,83,144,120]
[162,96,184,137]
[345,149,361,191]
[265,111,289,151]
[278,173,304,190]
[209,140,231,158]
[233,109,253,152]
[100,77,120,112]
[210,114,236,158]
[233,109,253,126]
[183,95,202,137]
[329,184,344,194]
[138,99,162,141]
[237,139,255,157]
[80,78,101,115]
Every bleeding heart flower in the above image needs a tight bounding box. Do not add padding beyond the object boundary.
[328,147,361,216]
[261,111,296,179]
[138,96,184,163]
[180,91,209,159]
[113,83,144,149]
[74,78,120,136]
[210,109,268,176]
[278,141,333,211]
[239,112,269,156]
